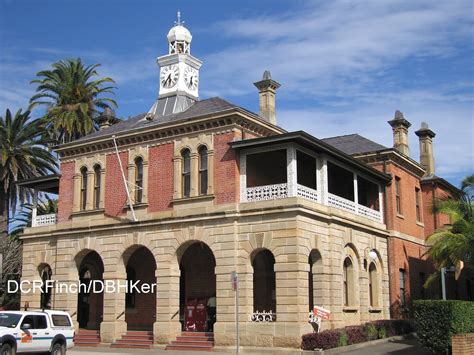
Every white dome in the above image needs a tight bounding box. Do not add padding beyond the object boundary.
[167,25,192,43]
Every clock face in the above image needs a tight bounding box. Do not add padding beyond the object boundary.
[160,65,179,89]
[184,66,199,91]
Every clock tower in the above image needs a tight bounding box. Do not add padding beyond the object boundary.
[148,12,203,117]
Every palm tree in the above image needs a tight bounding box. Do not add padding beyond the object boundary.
[424,175,474,285]
[29,58,117,143]
[0,109,57,238]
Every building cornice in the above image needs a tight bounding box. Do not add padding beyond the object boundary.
[352,149,425,178]
[55,109,286,160]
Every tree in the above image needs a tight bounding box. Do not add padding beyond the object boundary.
[424,175,474,285]
[0,109,57,238]
[30,58,117,143]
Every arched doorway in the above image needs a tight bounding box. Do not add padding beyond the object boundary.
[178,241,216,332]
[76,251,104,330]
[124,246,157,330]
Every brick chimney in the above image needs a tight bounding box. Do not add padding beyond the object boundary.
[254,70,281,125]
[388,110,411,157]
[415,122,436,176]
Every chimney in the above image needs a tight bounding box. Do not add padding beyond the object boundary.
[98,107,116,130]
[415,122,436,176]
[388,110,411,157]
[253,70,281,125]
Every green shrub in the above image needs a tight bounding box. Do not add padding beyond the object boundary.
[414,300,474,354]
[378,326,387,339]
[337,330,348,347]
[366,323,378,340]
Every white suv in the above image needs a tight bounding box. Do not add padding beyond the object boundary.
[0,310,74,355]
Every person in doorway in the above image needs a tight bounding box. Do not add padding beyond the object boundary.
[207,293,216,331]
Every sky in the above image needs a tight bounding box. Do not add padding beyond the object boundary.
[1,0,473,187]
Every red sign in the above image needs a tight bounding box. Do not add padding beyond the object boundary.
[313,306,331,320]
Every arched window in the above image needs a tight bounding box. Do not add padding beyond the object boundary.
[252,249,276,318]
[198,146,208,195]
[181,149,191,198]
[343,257,354,306]
[80,167,88,210]
[135,157,143,203]
[93,164,101,209]
[308,250,322,311]
[40,264,52,309]
[369,263,378,307]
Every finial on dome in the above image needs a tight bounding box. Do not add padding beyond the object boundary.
[175,10,184,26]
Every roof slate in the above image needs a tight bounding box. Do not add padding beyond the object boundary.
[75,97,239,143]
[321,134,387,155]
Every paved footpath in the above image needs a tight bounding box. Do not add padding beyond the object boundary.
[60,338,431,355]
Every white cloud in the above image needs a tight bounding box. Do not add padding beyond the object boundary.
[201,0,473,98]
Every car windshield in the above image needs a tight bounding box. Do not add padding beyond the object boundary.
[0,313,22,328]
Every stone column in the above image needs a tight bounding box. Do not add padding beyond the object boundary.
[72,173,81,212]
[353,173,359,214]
[207,150,214,195]
[99,168,106,208]
[86,171,95,210]
[153,261,181,344]
[274,260,313,348]
[128,162,136,204]
[142,160,149,203]
[53,252,80,330]
[100,271,127,343]
[190,152,199,197]
[172,156,182,199]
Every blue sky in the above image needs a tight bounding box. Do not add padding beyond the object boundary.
[1,0,473,187]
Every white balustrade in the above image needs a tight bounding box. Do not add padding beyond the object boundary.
[246,183,288,202]
[297,184,318,202]
[251,310,276,322]
[33,213,57,227]
[358,204,382,222]
[327,193,357,213]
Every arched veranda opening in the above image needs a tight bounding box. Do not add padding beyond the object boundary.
[124,246,157,331]
[76,250,104,330]
[178,241,216,332]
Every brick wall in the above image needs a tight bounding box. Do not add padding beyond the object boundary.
[58,161,75,223]
[148,143,174,212]
[387,237,437,318]
[105,152,128,217]
[421,182,453,238]
[214,132,240,204]
[452,333,474,355]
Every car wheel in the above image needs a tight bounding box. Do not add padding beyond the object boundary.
[50,343,65,355]
[0,343,14,355]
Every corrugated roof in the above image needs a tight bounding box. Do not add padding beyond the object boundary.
[321,134,387,155]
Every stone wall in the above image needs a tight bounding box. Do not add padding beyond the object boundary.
[21,197,389,348]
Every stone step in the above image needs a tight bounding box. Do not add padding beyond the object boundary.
[176,336,213,342]
[114,338,153,344]
[170,340,214,347]
[181,332,214,337]
[121,334,154,340]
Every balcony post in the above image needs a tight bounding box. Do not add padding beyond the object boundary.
[353,173,359,214]
[287,147,297,197]
[31,187,38,227]
[320,157,328,205]
[240,153,247,202]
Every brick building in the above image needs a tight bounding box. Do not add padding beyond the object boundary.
[18,16,472,350]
